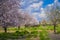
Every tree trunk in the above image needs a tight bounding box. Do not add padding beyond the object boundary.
[3,27,7,33]
[54,24,56,34]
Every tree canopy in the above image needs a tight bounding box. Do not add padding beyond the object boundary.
[0,0,39,27]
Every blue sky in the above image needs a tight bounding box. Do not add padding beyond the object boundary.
[20,0,60,21]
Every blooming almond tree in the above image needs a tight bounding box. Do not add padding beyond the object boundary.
[23,12,39,27]
[0,0,22,33]
[46,4,60,33]
[0,0,39,33]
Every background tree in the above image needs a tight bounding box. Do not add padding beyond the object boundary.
[23,12,39,27]
[46,5,60,33]
[41,19,47,26]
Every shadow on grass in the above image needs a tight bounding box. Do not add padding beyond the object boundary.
[0,30,29,40]
[0,30,50,40]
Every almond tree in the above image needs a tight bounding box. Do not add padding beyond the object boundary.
[0,0,21,33]
[23,12,39,27]
[0,0,39,33]
[46,5,60,33]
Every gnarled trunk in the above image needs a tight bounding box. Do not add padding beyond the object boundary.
[53,23,56,34]
[3,26,7,33]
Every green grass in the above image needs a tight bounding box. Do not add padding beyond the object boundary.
[39,30,50,40]
[0,25,60,40]
[0,33,19,40]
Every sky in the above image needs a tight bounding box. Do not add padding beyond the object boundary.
[20,0,60,21]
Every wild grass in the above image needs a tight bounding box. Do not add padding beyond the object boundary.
[0,25,60,40]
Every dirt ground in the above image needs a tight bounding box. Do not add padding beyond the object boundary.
[48,31,60,40]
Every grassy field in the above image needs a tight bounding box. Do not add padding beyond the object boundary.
[0,25,60,40]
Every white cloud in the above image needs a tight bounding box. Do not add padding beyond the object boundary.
[39,8,46,18]
[54,0,58,3]
[33,0,38,1]
[48,3,54,7]
[20,0,26,6]
[20,0,39,6]
[39,13,46,18]
[32,8,46,19]
[20,0,45,20]
[41,8,44,11]
[28,0,39,3]
[25,1,43,14]
[28,7,46,19]
[32,12,39,16]
[29,1,43,8]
